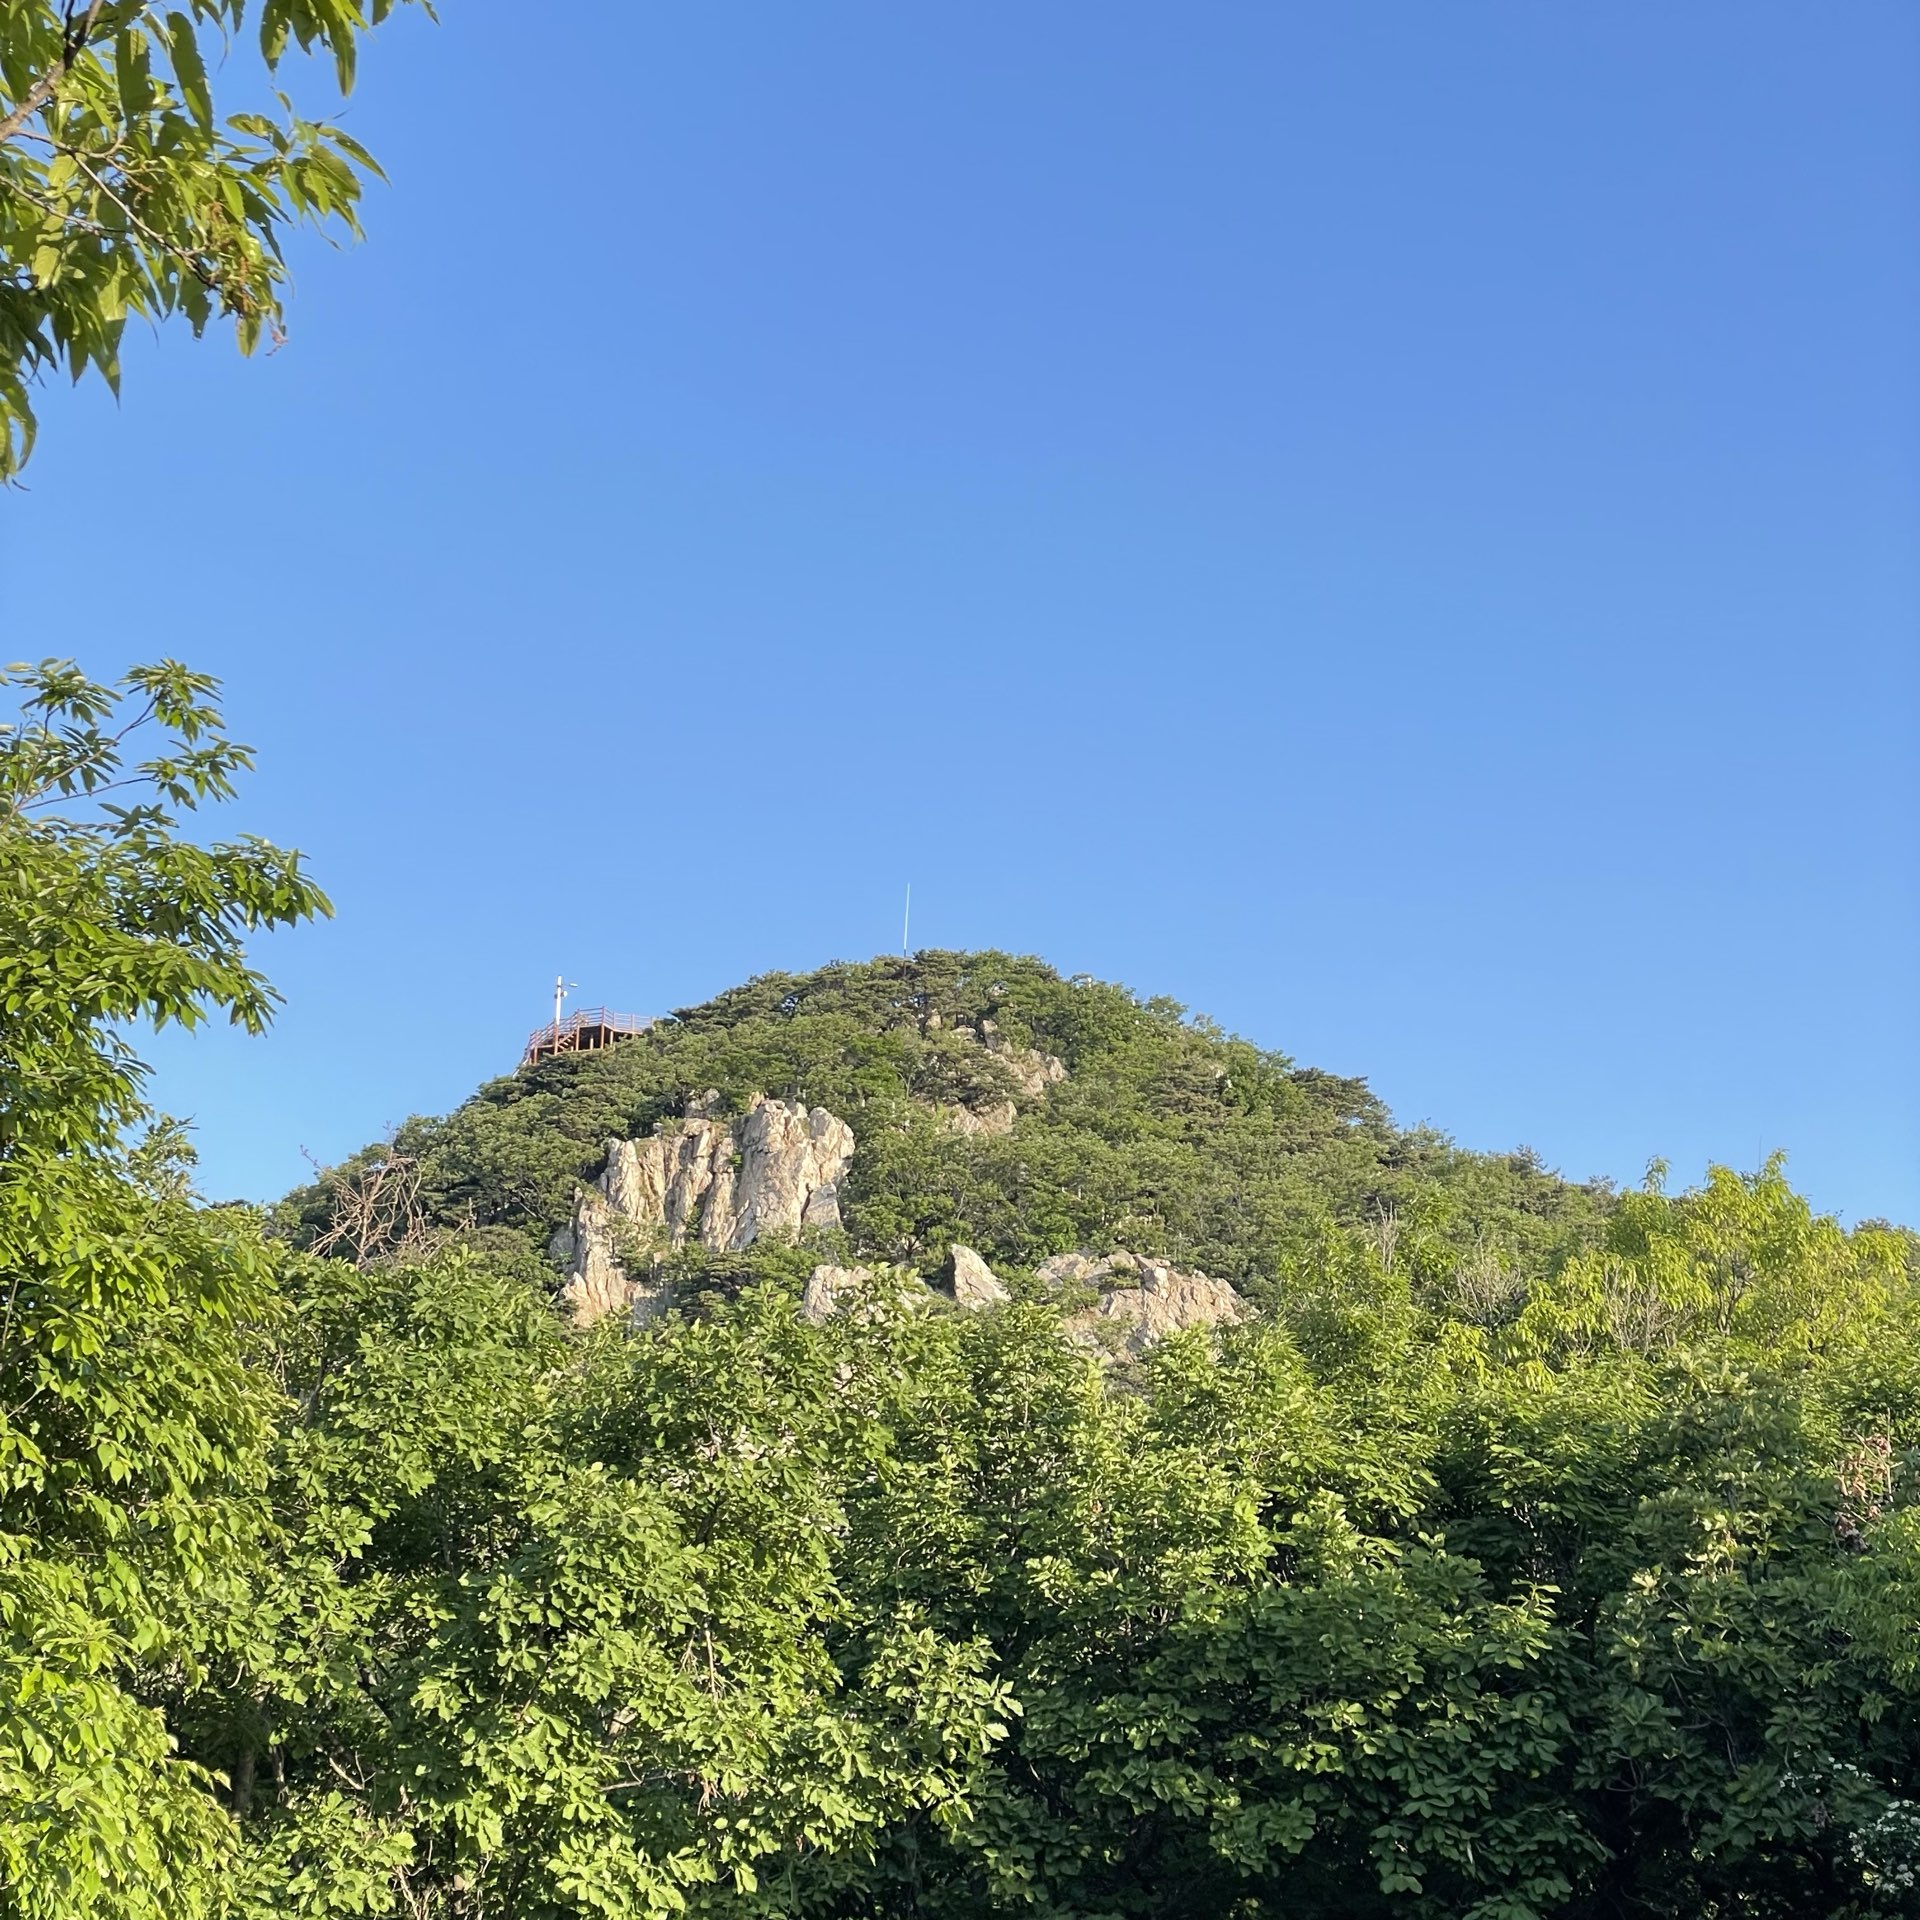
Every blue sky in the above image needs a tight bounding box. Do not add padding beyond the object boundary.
[6,2,1916,1223]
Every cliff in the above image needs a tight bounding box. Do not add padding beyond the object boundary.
[553,1093,853,1323]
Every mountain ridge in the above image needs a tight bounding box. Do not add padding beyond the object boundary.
[279,948,1620,1331]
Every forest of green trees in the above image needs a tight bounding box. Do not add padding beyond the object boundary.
[6,7,1919,1915]
[5,661,1920,1919]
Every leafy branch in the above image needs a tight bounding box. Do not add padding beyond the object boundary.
[0,0,109,149]
[0,0,425,477]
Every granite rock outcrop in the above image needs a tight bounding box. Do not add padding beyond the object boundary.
[800,1263,933,1324]
[918,1013,1066,1135]
[801,1243,1009,1325]
[554,1094,854,1325]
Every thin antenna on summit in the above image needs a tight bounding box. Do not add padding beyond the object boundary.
[902,883,911,957]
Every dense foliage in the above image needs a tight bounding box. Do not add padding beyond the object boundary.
[8,663,1920,1917]
[0,660,326,1916]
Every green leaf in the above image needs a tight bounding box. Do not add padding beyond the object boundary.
[165,12,213,132]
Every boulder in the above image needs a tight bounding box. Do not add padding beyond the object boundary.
[941,1243,1010,1309]
[802,1263,869,1324]
[1037,1248,1250,1357]
[801,1263,933,1325]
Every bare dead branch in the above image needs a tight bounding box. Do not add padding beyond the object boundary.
[310,1148,442,1268]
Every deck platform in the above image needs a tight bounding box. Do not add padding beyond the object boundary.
[522,1007,651,1066]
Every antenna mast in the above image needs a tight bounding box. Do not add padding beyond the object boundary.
[902,883,911,957]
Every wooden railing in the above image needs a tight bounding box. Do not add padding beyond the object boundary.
[522,1007,652,1064]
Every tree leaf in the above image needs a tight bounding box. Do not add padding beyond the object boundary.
[164,13,213,132]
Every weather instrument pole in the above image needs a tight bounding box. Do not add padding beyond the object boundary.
[902,884,911,957]
[553,974,576,1046]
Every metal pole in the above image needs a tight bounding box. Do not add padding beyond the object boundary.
[902,884,911,957]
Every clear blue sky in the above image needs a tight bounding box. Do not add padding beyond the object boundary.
[6,2,1916,1223]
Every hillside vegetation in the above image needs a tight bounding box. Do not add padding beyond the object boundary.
[281,951,1612,1322]
[9,665,1920,1920]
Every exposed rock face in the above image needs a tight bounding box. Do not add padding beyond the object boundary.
[552,1191,628,1326]
[1033,1251,1111,1289]
[941,1243,1010,1309]
[599,1095,853,1253]
[554,1094,855,1324]
[802,1263,869,1324]
[724,1097,855,1246]
[805,1246,1004,1325]
[981,1020,1068,1099]
[599,1121,731,1246]
[550,1191,671,1328]
[919,1017,1065,1134]
[1037,1249,1250,1357]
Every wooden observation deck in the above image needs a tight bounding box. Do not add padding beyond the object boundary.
[522,1007,652,1067]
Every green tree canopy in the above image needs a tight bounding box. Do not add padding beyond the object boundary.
[0,660,326,1917]
[7,662,1920,1917]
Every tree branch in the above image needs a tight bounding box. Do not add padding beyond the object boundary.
[0,1,109,148]
[65,149,226,295]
